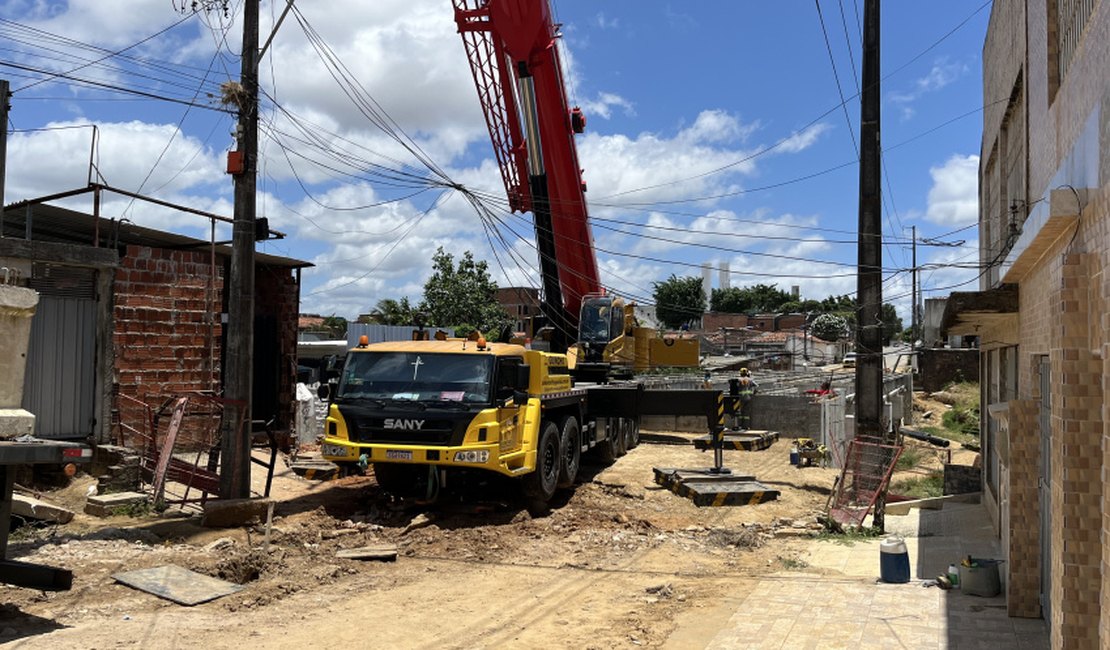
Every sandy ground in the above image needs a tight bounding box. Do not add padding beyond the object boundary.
[1,391,977,649]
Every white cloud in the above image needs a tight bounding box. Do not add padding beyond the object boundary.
[595,13,619,30]
[776,123,832,153]
[925,154,979,226]
[890,58,969,109]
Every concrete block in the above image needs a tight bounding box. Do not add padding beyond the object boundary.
[0,408,35,439]
[201,498,274,528]
[12,494,75,524]
[85,491,149,517]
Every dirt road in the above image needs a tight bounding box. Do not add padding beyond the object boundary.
[3,436,839,649]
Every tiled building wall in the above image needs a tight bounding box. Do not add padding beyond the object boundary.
[1049,254,1101,648]
[1007,398,1041,618]
[984,2,1110,645]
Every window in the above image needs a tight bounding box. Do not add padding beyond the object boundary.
[1049,0,1097,101]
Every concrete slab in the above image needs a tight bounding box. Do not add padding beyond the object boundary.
[84,491,148,517]
[665,502,1050,649]
[11,494,75,524]
[113,565,243,606]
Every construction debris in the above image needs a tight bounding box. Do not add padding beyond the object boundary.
[11,494,75,524]
[335,545,398,562]
[201,498,274,528]
[84,492,148,518]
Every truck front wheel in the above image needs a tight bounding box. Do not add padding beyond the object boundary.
[523,420,561,505]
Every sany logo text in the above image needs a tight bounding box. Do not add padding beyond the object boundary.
[384,418,425,430]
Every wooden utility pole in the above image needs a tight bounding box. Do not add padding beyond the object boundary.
[220,0,260,499]
[855,0,887,529]
[0,80,9,210]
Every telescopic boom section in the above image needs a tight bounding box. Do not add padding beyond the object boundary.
[453,0,602,336]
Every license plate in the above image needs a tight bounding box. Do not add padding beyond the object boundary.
[321,444,348,457]
[385,450,413,460]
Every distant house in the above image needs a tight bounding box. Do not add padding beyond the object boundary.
[494,286,540,335]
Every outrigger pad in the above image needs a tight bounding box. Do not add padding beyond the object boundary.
[653,467,780,507]
[692,430,779,452]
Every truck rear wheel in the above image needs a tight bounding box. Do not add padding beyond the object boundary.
[596,418,627,463]
[557,415,581,488]
[624,418,640,450]
[522,420,560,505]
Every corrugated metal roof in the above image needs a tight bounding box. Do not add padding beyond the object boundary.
[1,202,312,269]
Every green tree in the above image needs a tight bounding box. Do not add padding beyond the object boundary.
[368,297,416,325]
[419,248,508,333]
[653,275,707,329]
[810,313,848,341]
[880,303,904,345]
[709,284,793,313]
[321,315,348,338]
[710,287,751,313]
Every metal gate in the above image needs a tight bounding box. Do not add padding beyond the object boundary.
[21,265,97,439]
[1038,357,1052,624]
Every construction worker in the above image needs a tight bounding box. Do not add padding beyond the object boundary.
[735,368,758,430]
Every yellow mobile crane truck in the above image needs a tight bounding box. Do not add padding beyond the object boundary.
[319,336,718,506]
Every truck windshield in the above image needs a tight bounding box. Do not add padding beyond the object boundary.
[579,299,611,343]
[337,352,493,404]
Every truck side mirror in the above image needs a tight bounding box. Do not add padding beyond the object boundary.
[513,389,528,406]
[514,364,531,390]
[317,383,333,400]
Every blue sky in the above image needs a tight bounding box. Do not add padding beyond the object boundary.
[1,1,989,323]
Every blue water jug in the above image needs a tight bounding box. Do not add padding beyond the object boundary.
[879,536,910,583]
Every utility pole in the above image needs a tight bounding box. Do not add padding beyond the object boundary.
[1,80,9,210]
[910,226,917,348]
[855,0,887,529]
[220,0,260,499]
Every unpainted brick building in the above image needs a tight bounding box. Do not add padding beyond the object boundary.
[0,201,310,446]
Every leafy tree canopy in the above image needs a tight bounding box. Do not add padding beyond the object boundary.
[710,284,794,314]
[419,247,508,333]
[364,297,417,325]
[880,303,903,345]
[653,275,706,330]
[810,313,848,342]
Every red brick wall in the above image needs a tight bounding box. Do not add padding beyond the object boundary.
[702,312,749,330]
[114,245,223,403]
[777,314,805,330]
[113,246,222,449]
[255,265,299,431]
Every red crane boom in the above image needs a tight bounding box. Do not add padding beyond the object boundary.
[454,0,602,342]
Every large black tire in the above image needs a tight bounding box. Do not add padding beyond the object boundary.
[623,418,640,451]
[557,415,581,488]
[522,420,561,505]
[596,418,627,464]
[371,462,422,494]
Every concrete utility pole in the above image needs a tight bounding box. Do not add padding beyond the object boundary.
[1,80,9,210]
[855,0,887,529]
[220,0,260,499]
[910,226,917,347]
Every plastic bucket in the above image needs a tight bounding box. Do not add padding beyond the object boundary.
[958,559,1002,597]
[879,537,910,583]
